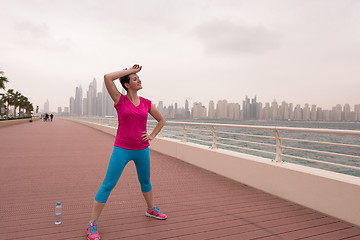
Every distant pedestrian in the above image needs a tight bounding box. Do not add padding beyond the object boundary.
[43,113,49,122]
[86,64,167,240]
[50,114,54,121]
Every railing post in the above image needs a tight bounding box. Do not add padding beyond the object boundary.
[182,124,187,142]
[211,126,217,149]
[273,129,283,162]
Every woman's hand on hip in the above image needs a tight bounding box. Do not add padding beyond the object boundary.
[141,131,154,141]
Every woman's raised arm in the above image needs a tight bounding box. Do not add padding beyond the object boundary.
[104,65,142,103]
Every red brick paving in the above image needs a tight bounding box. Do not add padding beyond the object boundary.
[1,118,360,240]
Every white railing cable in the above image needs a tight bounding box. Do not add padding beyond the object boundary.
[216,136,275,148]
[280,137,360,148]
[217,142,276,156]
[215,130,275,140]
[282,145,360,159]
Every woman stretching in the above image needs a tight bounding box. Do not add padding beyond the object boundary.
[87,64,167,240]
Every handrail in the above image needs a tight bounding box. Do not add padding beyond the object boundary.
[150,120,360,174]
[67,117,360,176]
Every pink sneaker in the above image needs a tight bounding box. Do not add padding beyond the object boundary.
[87,220,101,240]
[146,206,167,220]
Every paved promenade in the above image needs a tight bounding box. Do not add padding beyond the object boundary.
[1,118,360,240]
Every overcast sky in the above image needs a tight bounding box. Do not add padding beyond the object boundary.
[1,0,359,112]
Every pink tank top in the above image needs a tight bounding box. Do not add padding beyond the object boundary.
[114,94,152,150]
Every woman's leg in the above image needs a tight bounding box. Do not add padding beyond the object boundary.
[90,146,130,222]
[90,200,105,223]
[132,147,153,208]
[142,190,154,209]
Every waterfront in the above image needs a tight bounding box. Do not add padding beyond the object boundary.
[156,120,360,177]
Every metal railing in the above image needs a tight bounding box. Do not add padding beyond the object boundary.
[68,117,360,176]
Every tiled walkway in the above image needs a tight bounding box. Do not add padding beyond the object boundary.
[1,119,360,240]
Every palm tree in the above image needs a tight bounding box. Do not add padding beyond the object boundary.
[25,101,34,116]
[0,71,9,90]
[0,93,6,117]
[5,89,15,117]
[18,95,29,116]
[12,91,22,117]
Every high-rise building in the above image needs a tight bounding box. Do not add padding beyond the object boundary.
[316,107,323,121]
[216,100,228,119]
[263,102,271,121]
[310,104,317,121]
[83,98,88,116]
[257,102,263,120]
[271,99,278,120]
[69,97,75,115]
[74,85,83,115]
[174,103,178,116]
[343,104,351,122]
[242,96,249,119]
[228,103,240,120]
[158,101,164,116]
[44,99,50,113]
[279,101,289,120]
[303,104,310,121]
[355,104,360,122]
[58,107,62,114]
[86,78,97,116]
[251,96,258,119]
[208,100,215,119]
[323,110,330,121]
[185,100,190,118]
[294,104,302,121]
[168,104,175,118]
[332,104,342,121]
[289,103,294,120]
[192,102,206,119]
[102,81,114,117]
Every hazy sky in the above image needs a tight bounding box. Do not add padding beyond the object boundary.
[1,0,359,111]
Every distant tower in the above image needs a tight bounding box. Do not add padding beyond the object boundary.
[44,99,50,113]
[185,100,190,118]
[271,99,278,120]
[75,85,83,116]
[69,97,75,115]
[208,100,215,119]
[310,104,317,121]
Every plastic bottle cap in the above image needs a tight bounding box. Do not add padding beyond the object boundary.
[57,202,61,205]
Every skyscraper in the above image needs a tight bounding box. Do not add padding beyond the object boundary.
[208,100,215,119]
[343,104,351,121]
[355,104,360,122]
[242,96,251,120]
[294,104,302,121]
[271,99,278,120]
[74,85,83,115]
[332,104,342,121]
[86,78,97,116]
[44,99,50,113]
[310,104,317,121]
[102,81,114,117]
[192,102,206,119]
[303,104,310,121]
[185,100,190,119]
[216,100,228,119]
[69,97,75,115]
[250,96,258,119]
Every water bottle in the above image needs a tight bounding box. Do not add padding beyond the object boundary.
[55,202,62,224]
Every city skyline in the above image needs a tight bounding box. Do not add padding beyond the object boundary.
[47,77,360,122]
[1,1,360,111]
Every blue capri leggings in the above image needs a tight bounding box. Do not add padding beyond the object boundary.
[95,146,152,203]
